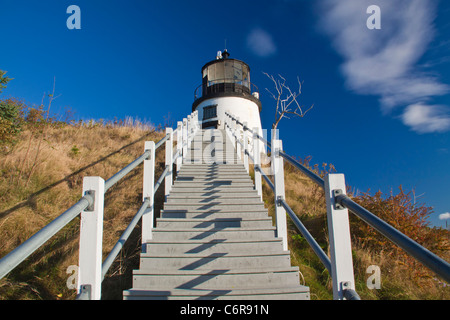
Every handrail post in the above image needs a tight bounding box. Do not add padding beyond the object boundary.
[226,118,232,142]
[165,128,173,199]
[243,122,249,173]
[324,173,356,300]
[271,129,279,175]
[194,110,199,133]
[233,116,237,142]
[195,110,198,128]
[78,176,105,300]
[232,117,236,152]
[187,115,192,149]
[191,111,196,133]
[272,139,288,251]
[191,112,197,137]
[229,114,234,142]
[253,127,262,200]
[192,119,202,164]
[224,112,229,131]
[176,121,183,173]
[235,117,242,161]
[224,117,229,140]
[182,118,188,162]
[142,141,155,245]
[187,115,191,147]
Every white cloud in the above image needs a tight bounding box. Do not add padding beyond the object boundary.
[317,0,450,133]
[439,212,450,220]
[246,28,277,58]
[402,103,450,134]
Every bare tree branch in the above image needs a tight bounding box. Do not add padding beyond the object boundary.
[263,72,314,130]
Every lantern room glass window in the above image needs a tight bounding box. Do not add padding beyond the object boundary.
[203,60,250,88]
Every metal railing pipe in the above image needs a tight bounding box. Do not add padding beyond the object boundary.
[155,133,170,150]
[102,198,150,280]
[258,167,275,191]
[226,112,271,147]
[102,137,179,280]
[154,165,170,194]
[343,289,361,300]
[0,132,171,281]
[255,133,271,149]
[336,194,450,283]
[279,151,325,189]
[247,150,254,163]
[242,124,254,134]
[0,195,93,280]
[172,149,181,164]
[104,150,151,192]
[104,134,169,192]
[226,112,255,134]
[279,199,332,273]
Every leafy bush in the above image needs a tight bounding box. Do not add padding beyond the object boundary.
[0,70,12,94]
[349,186,450,281]
[0,98,25,145]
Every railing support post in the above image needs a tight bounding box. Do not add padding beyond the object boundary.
[232,117,237,146]
[235,117,241,161]
[324,173,356,300]
[191,112,195,134]
[194,111,199,133]
[78,176,105,300]
[226,119,232,143]
[271,129,279,175]
[272,139,288,251]
[165,128,173,199]
[243,122,249,173]
[176,121,183,173]
[187,115,192,149]
[253,128,262,201]
[182,118,188,161]
[142,141,155,245]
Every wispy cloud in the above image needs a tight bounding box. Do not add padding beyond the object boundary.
[316,0,450,133]
[439,212,450,220]
[246,27,277,58]
[402,103,450,133]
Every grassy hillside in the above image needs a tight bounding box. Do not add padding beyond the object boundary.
[0,114,166,299]
[260,159,449,300]
[0,105,448,299]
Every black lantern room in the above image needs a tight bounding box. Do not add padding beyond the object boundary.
[192,50,261,112]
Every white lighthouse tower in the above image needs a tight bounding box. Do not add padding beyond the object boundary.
[192,50,263,138]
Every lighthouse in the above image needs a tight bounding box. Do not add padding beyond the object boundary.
[192,50,263,136]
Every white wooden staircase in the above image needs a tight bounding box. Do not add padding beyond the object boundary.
[123,129,310,300]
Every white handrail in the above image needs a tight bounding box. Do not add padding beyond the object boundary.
[224,111,450,300]
[0,110,200,301]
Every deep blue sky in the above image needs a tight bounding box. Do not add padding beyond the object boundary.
[1,0,449,227]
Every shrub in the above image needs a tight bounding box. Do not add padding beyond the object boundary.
[349,186,449,281]
[70,145,80,157]
[0,70,12,94]
[0,98,25,145]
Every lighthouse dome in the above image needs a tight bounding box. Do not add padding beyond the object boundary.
[192,50,262,134]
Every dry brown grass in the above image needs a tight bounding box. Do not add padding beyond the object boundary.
[1,122,448,300]
[0,121,166,300]
[260,157,449,300]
